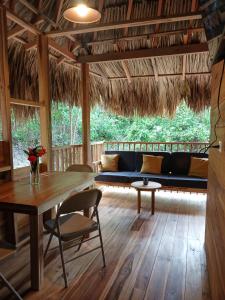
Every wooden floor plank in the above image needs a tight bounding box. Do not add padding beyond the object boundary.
[0,188,210,300]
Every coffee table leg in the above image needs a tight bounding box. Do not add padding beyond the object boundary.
[152,191,155,215]
[137,190,141,214]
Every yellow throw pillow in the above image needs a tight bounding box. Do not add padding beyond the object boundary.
[141,155,163,174]
[100,154,119,172]
[188,157,208,178]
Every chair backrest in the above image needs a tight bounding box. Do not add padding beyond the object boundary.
[66,164,93,173]
[58,188,102,216]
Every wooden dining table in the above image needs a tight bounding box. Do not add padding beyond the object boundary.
[0,171,96,291]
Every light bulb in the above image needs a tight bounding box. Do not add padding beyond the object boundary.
[75,4,89,17]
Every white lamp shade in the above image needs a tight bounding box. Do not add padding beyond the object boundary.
[63,4,101,24]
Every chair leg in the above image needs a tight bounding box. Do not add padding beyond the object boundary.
[0,273,23,300]
[76,236,85,252]
[58,237,68,288]
[98,228,106,268]
[44,232,54,258]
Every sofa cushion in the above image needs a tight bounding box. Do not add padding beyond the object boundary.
[129,172,207,189]
[105,151,136,171]
[95,171,133,183]
[135,151,171,174]
[170,152,208,175]
[141,155,163,174]
[100,154,119,172]
[188,157,208,178]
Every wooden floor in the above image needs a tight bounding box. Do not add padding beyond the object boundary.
[5,187,211,300]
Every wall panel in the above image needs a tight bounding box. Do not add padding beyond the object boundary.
[205,59,225,299]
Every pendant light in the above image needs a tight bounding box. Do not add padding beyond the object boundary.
[63,1,101,24]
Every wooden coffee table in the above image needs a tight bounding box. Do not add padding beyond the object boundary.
[131,181,162,215]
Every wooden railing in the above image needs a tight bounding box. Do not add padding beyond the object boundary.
[104,141,209,153]
[52,141,209,171]
[52,142,104,171]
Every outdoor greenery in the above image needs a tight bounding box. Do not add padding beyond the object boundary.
[10,101,210,167]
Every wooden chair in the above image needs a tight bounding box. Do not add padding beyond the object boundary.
[0,244,23,299]
[66,164,93,173]
[43,189,106,288]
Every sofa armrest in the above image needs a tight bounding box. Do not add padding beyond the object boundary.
[92,160,102,172]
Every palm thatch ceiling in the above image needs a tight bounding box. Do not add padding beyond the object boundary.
[3,0,215,118]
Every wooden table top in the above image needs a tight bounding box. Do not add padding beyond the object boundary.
[0,172,96,215]
[131,181,162,191]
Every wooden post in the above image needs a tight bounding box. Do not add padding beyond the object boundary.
[81,63,91,165]
[0,4,13,176]
[37,34,52,170]
[0,4,18,246]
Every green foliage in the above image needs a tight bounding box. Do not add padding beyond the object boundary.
[11,101,210,149]
[90,102,210,142]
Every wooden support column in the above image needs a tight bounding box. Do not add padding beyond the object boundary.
[37,34,52,170]
[81,63,91,165]
[0,4,13,170]
[0,4,18,246]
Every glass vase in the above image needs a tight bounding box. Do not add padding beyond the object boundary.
[30,158,40,185]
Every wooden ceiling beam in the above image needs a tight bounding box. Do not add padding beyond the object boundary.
[46,12,202,37]
[109,72,211,80]
[77,43,209,63]
[6,7,41,35]
[10,97,43,108]
[18,0,57,28]
[25,38,76,62]
[8,16,44,39]
[49,39,77,61]
[87,27,204,46]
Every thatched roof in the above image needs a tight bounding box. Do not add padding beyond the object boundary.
[5,0,213,118]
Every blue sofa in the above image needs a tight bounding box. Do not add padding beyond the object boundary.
[95,151,208,190]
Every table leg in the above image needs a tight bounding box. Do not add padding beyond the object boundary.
[137,190,141,214]
[151,191,155,215]
[29,214,44,290]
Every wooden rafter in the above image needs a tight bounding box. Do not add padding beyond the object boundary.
[25,38,76,62]
[87,27,204,46]
[123,0,133,36]
[182,0,198,80]
[6,7,41,35]
[109,72,210,80]
[93,0,104,41]
[151,0,164,81]
[10,98,43,108]
[18,0,57,28]
[121,60,132,84]
[49,39,76,61]
[77,43,209,63]
[16,0,76,43]
[8,17,44,39]
[114,44,132,84]
[46,13,202,37]
[55,0,64,24]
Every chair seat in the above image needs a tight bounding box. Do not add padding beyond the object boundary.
[45,213,99,241]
